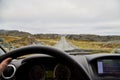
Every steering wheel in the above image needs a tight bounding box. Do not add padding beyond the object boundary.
[0,46,91,80]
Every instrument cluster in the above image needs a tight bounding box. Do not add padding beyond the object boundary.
[27,63,71,80]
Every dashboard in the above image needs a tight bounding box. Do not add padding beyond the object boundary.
[1,55,72,80]
[86,54,120,80]
[1,46,120,80]
[97,59,120,76]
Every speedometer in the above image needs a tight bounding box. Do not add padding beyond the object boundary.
[54,64,71,80]
[28,65,45,80]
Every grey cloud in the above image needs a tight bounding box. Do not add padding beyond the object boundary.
[0,0,120,35]
[1,0,120,21]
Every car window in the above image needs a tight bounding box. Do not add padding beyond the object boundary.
[0,48,5,55]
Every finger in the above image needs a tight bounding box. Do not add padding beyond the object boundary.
[1,58,12,65]
[0,58,12,72]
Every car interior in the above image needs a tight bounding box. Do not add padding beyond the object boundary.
[0,46,120,80]
[0,0,120,80]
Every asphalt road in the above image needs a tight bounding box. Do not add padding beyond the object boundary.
[54,36,79,51]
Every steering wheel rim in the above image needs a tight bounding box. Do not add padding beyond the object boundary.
[0,46,91,80]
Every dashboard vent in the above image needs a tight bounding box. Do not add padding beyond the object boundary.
[2,64,16,79]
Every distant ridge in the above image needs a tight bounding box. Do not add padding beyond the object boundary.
[0,29,120,42]
[66,34,120,42]
[0,29,32,37]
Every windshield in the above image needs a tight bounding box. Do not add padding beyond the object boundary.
[0,48,5,55]
[0,0,120,54]
[0,46,6,55]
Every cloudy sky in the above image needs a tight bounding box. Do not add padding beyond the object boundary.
[0,0,120,35]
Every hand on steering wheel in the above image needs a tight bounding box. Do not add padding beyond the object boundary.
[0,46,91,80]
[0,58,12,75]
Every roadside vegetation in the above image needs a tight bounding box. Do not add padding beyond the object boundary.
[68,39,111,52]
[0,30,120,53]
[67,39,120,53]
[36,38,59,46]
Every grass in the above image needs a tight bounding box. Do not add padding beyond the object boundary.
[0,35,21,42]
[67,39,113,53]
[36,38,59,46]
[1,35,120,53]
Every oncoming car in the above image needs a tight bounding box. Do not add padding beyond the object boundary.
[1,0,120,80]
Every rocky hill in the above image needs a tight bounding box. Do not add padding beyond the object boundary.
[0,29,120,42]
[0,30,61,39]
[0,30,32,37]
[66,34,120,42]
[34,34,61,39]
[0,30,120,42]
